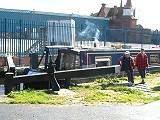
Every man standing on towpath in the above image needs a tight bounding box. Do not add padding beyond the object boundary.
[135,48,149,84]
[119,51,135,86]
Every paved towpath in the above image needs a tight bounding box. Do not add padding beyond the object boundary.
[0,101,160,120]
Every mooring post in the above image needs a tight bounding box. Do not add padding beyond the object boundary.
[4,72,14,95]
[47,62,60,91]
[65,77,71,89]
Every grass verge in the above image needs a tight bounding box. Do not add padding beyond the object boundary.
[3,72,160,105]
[6,90,65,105]
[70,84,160,104]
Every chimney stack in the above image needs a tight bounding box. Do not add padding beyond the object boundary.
[97,3,108,17]
[125,0,132,8]
[120,0,123,7]
[102,3,106,7]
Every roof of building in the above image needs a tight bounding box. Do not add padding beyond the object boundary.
[97,0,134,18]
[0,8,109,20]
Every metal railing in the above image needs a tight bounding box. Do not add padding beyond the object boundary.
[0,18,160,62]
[0,19,75,57]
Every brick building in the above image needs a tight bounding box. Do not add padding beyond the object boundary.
[97,0,137,28]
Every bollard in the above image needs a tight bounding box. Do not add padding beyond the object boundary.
[5,72,14,95]
[47,62,60,91]
[65,77,71,89]
[29,52,38,69]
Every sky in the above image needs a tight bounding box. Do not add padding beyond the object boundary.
[0,0,159,30]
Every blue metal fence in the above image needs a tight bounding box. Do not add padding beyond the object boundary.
[0,19,45,56]
[0,18,160,57]
[105,27,159,44]
[0,18,76,56]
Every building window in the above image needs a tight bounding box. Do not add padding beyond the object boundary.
[150,54,159,64]
[123,8,134,16]
[95,56,112,67]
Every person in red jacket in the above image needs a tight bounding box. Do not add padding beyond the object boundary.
[135,48,149,84]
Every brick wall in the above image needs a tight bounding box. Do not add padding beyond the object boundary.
[0,57,6,67]
[110,18,137,28]
[12,56,30,66]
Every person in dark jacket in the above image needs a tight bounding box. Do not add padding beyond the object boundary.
[135,48,149,84]
[119,51,135,86]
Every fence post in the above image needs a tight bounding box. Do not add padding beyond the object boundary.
[4,72,14,95]
[140,30,143,49]
[124,28,126,47]
[4,18,7,54]
[19,19,22,66]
